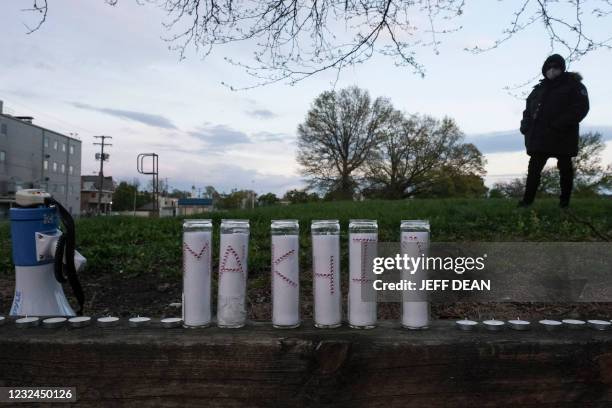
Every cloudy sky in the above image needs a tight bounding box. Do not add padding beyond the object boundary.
[1,0,611,195]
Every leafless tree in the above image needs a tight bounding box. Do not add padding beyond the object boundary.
[297,86,394,199]
[22,1,612,88]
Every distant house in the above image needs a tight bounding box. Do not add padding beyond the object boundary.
[81,175,115,215]
[177,198,214,216]
[136,196,180,217]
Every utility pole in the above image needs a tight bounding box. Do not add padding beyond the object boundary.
[94,136,112,215]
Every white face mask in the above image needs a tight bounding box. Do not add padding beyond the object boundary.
[546,67,562,80]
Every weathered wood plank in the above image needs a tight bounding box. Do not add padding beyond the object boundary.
[0,320,611,407]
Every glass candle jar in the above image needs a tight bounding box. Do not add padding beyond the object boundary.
[348,219,378,329]
[271,220,300,328]
[182,219,213,328]
[217,219,250,328]
[400,220,430,330]
[311,220,341,328]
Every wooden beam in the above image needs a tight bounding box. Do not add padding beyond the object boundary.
[0,320,611,407]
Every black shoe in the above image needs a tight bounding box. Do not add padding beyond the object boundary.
[517,200,532,208]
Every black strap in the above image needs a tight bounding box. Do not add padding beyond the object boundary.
[46,198,85,316]
[53,233,67,283]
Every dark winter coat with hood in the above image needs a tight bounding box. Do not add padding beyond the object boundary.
[520,55,590,157]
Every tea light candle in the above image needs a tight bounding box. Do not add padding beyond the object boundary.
[16,316,40,328]
[562,319,586,329]
[587,320,611,331]
[482,319,505,331]
[42,317,67,329]
[161,317,182,328]
[539,319,562,331]
[128,316,151,327]
[508,318,531,331]
[456,319,478,331]
[68,316,92,328]
[96,316,120,327]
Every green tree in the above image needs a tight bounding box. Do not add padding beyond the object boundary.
[112,181,149,211]
[364,114,486,198]
[258,192,279,206]
[284,189,318,204]
[539,132,612,197]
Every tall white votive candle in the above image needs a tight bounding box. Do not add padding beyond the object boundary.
[271,220,300,328]
[182,220,213,328]
[217,219,250,328]
[401,220,430,329]
[312,220,341,328]
[348,220,378,329]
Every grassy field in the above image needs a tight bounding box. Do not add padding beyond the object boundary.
[1,198,611,319]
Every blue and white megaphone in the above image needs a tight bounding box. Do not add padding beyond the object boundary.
[10,189,86,317]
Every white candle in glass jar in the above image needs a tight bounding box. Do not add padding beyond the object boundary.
[217,220,249,328]
[183,220,213,328]
[312,220,341,328]
[271,221,300,328]
[401,220,430,329]
[348,220,378,329]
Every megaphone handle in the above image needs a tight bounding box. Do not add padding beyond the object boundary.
[47,197,85,316]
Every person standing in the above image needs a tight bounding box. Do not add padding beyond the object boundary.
[519,54,589,208]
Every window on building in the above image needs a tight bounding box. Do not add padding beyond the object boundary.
[69,145,74,155]
[70,185,74,194]
[62,143,66,152]
[53,140,58,150]
[69,165,74,175]
[44,136,49,148]
[61,163,65,174]
[1,123,6,135]
[59,185,65,194]
[52,162,57,172]
[0,151,5,162]
[91,192,96,199]
[53,184,57,192]
[43,160,48,170]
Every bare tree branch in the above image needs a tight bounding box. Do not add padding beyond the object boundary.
[21,0,612,89]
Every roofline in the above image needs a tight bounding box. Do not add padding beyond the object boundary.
[0,112,82,143]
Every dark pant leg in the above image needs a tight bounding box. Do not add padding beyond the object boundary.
[523,154,549,204]
[557,156,573,204]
